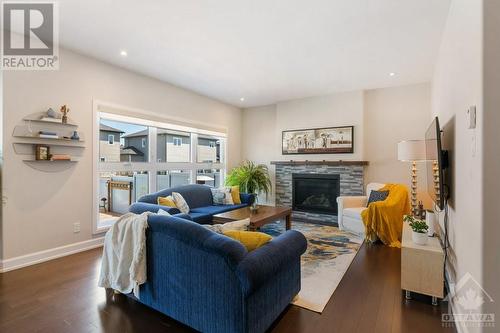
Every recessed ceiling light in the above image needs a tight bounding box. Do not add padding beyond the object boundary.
[120,50,128,57]
[389,72,396,76]
[240,97,245,102]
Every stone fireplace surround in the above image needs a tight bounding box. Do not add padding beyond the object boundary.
[271,161,368,224]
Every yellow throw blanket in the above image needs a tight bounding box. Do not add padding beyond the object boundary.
[361,184,411,248]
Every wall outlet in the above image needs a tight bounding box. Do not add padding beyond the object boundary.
[73,222,81,233]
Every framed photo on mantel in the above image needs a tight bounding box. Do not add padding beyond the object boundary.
[282,126,354,155]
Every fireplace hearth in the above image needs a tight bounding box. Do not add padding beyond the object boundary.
[292,173,340,215]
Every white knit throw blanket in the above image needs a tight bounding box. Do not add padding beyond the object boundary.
[98,212,150,298]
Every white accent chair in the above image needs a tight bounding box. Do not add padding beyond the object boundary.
[337,183,386,235]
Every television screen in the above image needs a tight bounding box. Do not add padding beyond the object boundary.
[425,116,445,210]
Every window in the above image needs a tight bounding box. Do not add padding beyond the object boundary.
[99,119,149,163]
[196,169,221,187]
[99,171,149,225]
[157,170,191,191]
[197,136,223,163]
[157,130,191,163]
[95,110,226,232]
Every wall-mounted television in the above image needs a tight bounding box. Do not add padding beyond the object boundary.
[425,116,448,210]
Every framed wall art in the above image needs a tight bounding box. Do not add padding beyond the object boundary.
[282,126,354,155]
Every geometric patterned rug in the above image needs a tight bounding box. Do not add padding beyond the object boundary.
[261,221,363,313]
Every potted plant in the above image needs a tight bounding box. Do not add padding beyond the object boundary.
[225,161,272,211]
[404,215,429,245]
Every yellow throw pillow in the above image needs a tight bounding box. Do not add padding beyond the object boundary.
[230,186,241,204]
[223,230,272,251]
[157,196,177,208]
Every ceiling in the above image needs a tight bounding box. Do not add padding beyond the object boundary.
[58,0,451,107]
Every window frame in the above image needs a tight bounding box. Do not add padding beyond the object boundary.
[108,134,114,145]
[93,103,227,234]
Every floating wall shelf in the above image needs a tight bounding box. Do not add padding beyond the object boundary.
[23,112,78,126]
[13,111,86,172]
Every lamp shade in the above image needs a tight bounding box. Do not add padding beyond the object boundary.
[397,140,426,162]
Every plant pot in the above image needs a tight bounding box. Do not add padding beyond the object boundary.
[412,231,428,245]
[249,195,259,212]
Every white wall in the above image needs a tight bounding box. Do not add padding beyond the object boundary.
[2,48,242,260]
[364,83,432,205]
[242,91,365,204]
[276,91,365,161]
[431,0,483,329]
[241,105,277,204]
[482,0,500,324]
[242,85,431,204]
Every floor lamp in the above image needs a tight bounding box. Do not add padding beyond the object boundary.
[398,140,426,216]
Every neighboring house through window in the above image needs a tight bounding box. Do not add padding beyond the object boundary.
[96,111,226,233]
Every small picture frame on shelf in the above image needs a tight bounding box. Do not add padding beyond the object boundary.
[35,145,50,160]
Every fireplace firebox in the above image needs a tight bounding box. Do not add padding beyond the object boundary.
[292,173,340,215]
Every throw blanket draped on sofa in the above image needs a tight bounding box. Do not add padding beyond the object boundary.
[361,184,410,247]
[98,212,150,297]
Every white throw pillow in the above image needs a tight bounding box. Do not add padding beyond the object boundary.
[172,192,190,214]
[222,218,250,231]
[204,218,250,234]
[156,208,171,216]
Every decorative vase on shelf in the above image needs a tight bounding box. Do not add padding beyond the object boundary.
[70,131,80,141]
[60,105,69,124]
[412,231,428,245]
[47,108,57,118]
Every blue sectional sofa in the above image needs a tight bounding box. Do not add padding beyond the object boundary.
[130,214,307,333]
[129,184,255,224]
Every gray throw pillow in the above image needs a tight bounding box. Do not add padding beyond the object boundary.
[367,190,389,207]
[211,188,226,205]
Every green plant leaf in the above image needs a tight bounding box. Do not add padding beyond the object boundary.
[225,160,272,197]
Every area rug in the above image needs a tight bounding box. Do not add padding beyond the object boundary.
[261,221,363,313]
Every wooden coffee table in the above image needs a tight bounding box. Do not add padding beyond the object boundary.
[212,205,292,231]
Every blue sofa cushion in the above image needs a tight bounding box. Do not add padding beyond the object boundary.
[125,213,305,333]
[129,202,181,215]
[139,184,213,209]
[147,214,247,266]
[188,212,213,224]
[190,204,247,216]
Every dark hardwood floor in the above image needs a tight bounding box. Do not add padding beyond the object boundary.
[0,243,455,333]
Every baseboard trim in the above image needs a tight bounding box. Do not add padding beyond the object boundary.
[0,237,104,273]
